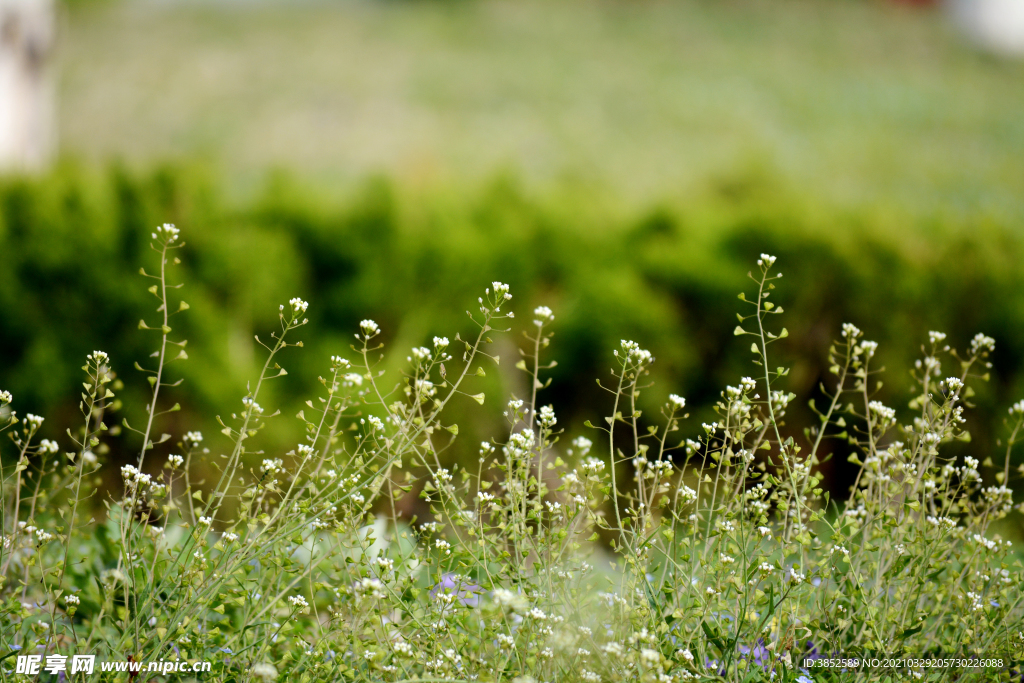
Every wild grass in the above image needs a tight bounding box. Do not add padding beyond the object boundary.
[2,226,1023,682]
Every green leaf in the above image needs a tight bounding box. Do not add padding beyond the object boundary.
[470,393,486,405]
[734,326,746,336]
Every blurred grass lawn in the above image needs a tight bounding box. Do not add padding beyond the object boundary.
[59,0,1024,217]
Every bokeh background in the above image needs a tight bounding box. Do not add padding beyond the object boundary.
[2,0,1024,506]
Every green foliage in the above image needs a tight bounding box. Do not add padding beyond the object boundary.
[2,240,1023,682]
[3,166,1024,494]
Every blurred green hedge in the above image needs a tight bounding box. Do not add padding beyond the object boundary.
[2,163,1023,497]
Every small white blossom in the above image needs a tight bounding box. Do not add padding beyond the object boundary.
[841,323,862,340]
[970,333,995,355]
[538,405,557,427]
[288,298,308,316]
[153,223,180,243]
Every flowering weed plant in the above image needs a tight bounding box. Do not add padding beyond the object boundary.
[2,229,1023,682]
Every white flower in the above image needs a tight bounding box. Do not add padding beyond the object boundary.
[288,595,309,610]
[25,413,44,429]
[120,465,152,487]
[251,663,278,680]
[433,336,449,350]
[668,394,686,410]
[223,532,239,542]
[928,331,947,345]
[679,648,694,662]
[367,415,383,431]
[868,401,896,426]
[528,607,547,620]
[38,439,58,455]
[410,347,431,362]
[572,436,593,457]
[858,340,878,358]
[841,323,862,340]
[617,340,653,365]
[344,372,364,386]
[198,516,213,526]
[970,333,995,355]
[533,306,554,326]
[1010,400,1024,416]
[287,298,309,316]
[36,530,54,542]
[88,350,109,365]
[393,640,414,656]
[491,282,512,301]
[0,390,12,404]
[184,431,203,445]
[538,405,557,428]
[680,485,697,504]
[168,454,184,469]
[493,588,528,612]
[242,396,264,415]
[757,253,777,267]
[64,594,80,606]
[435,539,452,555]
[945,377,964,392]
[640,648,660,665]
[153,223,180,243]
[360,320,380,337]
[261,458,283,475]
